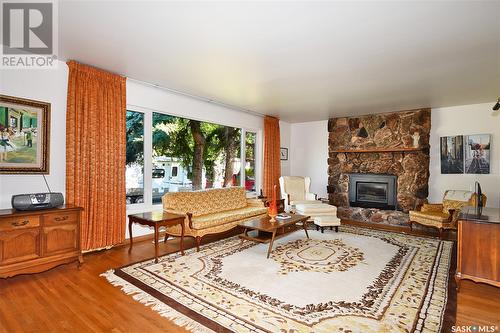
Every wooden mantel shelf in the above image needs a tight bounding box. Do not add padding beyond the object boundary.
[331,146,429,153]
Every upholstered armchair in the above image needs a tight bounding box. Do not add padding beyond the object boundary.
[279,176,320,212]
[409,190,486,238]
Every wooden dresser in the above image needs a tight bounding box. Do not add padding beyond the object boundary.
[0,205,83,278]
[456,206,500,291]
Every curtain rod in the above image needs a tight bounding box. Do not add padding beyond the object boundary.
[126,77,266,119]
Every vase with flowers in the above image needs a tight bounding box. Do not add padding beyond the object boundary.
[268,185,278,222]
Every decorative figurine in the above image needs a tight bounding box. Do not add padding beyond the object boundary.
[412,132,420,148]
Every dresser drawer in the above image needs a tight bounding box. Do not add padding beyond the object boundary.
[0,216,40,232]
[43,212,78,226]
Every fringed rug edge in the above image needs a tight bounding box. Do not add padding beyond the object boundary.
[100,269,215,333]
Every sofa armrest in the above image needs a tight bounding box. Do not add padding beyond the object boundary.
[420,203,444,213]
[246,198,265,207]
[305,192,317,201]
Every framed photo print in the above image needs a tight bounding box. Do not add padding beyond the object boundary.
[0,95,51,174]
[440,135,464,174]
[465,134,490,174]
[280,147,288,161]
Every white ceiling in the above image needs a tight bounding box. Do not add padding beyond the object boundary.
[59,1,500,122]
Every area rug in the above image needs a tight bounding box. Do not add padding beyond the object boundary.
[102,226,456,333]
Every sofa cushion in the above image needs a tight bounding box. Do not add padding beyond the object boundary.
[290,200,321,206]
[163,187,247,216]
[409,210,450,223]
[191,206,268,230]
[295,203,337,214]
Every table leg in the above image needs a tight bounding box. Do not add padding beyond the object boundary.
[240,228,248,245]
[267,230,277,259]
[154,225,159,263]
[303,221,310,239]
[128,219,133,253]
[180,221,185,256]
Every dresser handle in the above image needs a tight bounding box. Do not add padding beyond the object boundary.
[12,220,29,227]
[55,216,69,222]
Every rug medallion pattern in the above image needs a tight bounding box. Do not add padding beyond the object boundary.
[271,238,365,274]
[103,226,453,333]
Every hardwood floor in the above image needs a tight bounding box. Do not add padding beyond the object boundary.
[1,227,499,333]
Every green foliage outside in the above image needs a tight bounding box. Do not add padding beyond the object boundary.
[126,110,249,189]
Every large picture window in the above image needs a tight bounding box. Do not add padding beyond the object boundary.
[126,109,260,206]
[151,112,244,203]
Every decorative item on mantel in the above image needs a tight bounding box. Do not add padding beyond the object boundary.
[412,131,420,148]
[268,185,278,222]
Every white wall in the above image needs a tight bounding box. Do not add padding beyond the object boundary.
[429,102,500,207]
[279,120,291,176]
[0,62,69,209]
[289,120,329,198]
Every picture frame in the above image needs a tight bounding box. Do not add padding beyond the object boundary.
[440,135,464,174]
[0,95,51,174]
[464,134,491,174]
[280,147,288,161]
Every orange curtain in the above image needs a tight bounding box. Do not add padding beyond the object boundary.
[66,61,126,251]
[263,116,281,198]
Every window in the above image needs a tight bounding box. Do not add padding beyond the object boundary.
[152,169,165,179]
[151,112,245,203]
[125,110,144,205]
[245,132,257,195]
[125,108,260,206]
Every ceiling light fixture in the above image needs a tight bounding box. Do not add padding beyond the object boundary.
[493,97,500,111]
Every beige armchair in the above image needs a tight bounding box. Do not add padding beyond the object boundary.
[409,190,486,238]
[279,176,319,212]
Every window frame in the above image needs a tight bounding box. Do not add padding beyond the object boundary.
[125,109,146,207]
[125,104,262,209]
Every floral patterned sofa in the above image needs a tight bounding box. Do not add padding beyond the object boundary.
[162,187,267,250]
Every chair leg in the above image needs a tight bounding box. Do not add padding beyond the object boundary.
[409,221,413,231]
[321,227,324,233]
[316,225,319,231]
[439,228,443,240]
[335,226,338,232]
[330,226,333,230]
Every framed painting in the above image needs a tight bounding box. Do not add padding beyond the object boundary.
[280,147,288,161]
[0,95,50,174]
[465,134,491,174]
[440,135,464,174]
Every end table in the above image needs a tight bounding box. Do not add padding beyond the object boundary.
[128,211,185,263]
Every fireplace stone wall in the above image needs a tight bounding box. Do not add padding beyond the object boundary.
[328,109,431,226]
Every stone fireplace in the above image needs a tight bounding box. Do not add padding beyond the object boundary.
[327,109,431,226]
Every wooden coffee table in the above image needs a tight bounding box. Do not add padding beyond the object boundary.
[128,211,185,263]
[238,214,310,258]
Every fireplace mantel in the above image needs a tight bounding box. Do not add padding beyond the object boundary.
[330,146,429,154]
